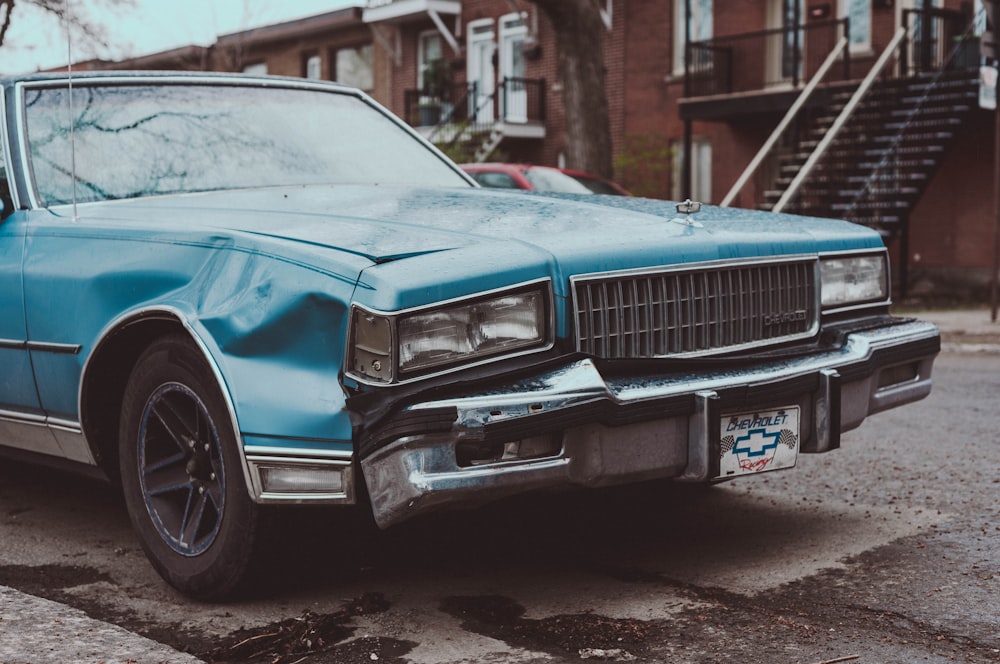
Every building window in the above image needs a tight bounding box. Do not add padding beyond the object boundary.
[841,0,870,52]
[418,31,444,92]
[243,62,268,75]
[671,137,712,203]
[305,54,322,80]
[673,0,713,75]
[334,44,374,90]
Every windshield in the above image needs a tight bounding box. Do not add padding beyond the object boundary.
[23,81,470,206]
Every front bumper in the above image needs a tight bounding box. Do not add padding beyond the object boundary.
[360,320,939,528]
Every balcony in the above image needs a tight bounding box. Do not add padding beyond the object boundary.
[362,0,460,24]
[682,19,852,119]
[681,10,973,120]
[404,78,547,161]
[405,78,546,129]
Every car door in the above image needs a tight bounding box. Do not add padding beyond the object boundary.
[0,128,51,450]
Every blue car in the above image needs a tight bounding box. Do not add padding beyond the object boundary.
[0,72,939,599]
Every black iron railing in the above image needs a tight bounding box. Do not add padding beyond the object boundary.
[772,7,978,293]
[900,7,975,75]
[685,19,851,97]
[403,77,546,129]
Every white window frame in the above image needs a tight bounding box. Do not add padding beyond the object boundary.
[673,0,713,77]
[335,44,374,90]
[418,30,444,91]
[466,18,496,123]
[672,137,712,203]
[840,0,871,53]
[305,54,322,80]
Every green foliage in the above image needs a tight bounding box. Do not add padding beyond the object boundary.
[432,121,508,165]
[421,59,451,99]
[614,133,673,199]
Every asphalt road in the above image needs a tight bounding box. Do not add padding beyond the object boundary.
[1,349,998,663]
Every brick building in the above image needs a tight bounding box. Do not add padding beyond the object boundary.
[81,1,994,299]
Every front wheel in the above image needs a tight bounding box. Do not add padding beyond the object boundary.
[119,335,259,600]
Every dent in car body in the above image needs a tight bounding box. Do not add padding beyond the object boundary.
[14,204,367,463]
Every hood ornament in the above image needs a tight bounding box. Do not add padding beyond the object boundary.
[671,199,703,227]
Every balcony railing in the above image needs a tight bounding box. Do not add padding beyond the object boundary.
[403,77,546,130]
[900,7,975,76]
[684,8,976,100]
[685,19,851,97]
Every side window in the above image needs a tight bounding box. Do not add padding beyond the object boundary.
[334,44,374,91]
[474,172,520,189]
[0,159,12,219]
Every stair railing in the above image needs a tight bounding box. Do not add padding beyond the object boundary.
[720,36,848,208]
[774,26,907,212]
[842,10,979,220]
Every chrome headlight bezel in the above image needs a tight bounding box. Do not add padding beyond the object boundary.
[347,280,554,385]
[819,249,891,313]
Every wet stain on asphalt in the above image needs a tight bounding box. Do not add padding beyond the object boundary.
[441,594,651,659]
[0,563,112,595]
[197,591,417,663]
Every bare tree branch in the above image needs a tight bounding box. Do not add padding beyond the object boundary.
[0,0,135,55]
[0,0,14,49]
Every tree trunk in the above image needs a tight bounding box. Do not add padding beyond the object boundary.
[530,0,613,179]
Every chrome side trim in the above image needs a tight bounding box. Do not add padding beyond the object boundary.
[243,445,353,460]
[0,415,63,457]
[0,410,95,465]
[80,305,259,498]
[167,309,260,504]
[26,341,82,354]
[0,408,46,425]
[0,339,82,353]
[1,85,20,212]
[12,81,34,209]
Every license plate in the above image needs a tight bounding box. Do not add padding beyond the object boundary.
[717,407,800,479]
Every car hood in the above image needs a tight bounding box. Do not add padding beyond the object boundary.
[75,185,880,265]
[68,185,883,309]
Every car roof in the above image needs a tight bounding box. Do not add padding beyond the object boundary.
[0,70,356,93]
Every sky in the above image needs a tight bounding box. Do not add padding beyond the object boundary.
[0,0,358,75]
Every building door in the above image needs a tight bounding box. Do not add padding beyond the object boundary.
[897,0,944,72]
[767,0,804,86]
[467,20,495,124]
[499,13,528,122]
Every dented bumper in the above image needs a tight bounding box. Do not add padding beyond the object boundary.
[360,320,939,528]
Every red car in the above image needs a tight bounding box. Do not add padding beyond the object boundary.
[461,163,630,196]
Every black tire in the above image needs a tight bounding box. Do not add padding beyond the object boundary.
[119,335,259,600]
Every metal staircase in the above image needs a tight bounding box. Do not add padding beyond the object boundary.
[418,77,546,163]
[713,7,981,296]
[763,68,978,237]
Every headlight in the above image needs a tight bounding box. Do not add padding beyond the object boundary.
[349,284,551,383]
[820,252,889,309]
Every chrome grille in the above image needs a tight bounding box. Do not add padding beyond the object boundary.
[572,258,818,359]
